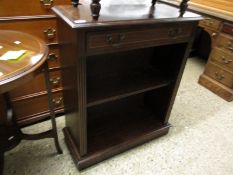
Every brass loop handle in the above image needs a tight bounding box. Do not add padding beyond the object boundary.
[40,0,53,7]
[168,28,182,38]
[106,34,125,47]
[49,77,61,86]
[52,97,63,107]
[44,28,56,39]
[214,72,224,80]
[221,57,232,64]
[47,53,58,61]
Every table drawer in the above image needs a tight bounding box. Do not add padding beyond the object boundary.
[0,0,70,17]
[9,70,62,99]
[204,62,233,88]
[199,17,221,31]
[87,23,193,54]
[210,48,233,70]
[216,34,233,53]
[12,90,64,123]
[0,18,57,44]
[222,23,233,36]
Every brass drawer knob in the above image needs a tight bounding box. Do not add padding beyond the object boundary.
[221,56,232,64]
[209,21,214,25]
[211,32,217,37]
[215,72,224,80]
[40,0,53,7]
[227,47,233,51]
[52,97,63,107]
[44,28,56,40]
[49,77,61,86]
[47,53,58,61]
[227,41,232,46]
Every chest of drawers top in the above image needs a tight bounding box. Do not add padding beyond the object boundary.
[0,0,70,17]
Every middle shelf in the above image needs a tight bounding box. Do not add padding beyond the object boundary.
[86,46,181,107]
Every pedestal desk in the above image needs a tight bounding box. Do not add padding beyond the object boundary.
[53,0,201,170]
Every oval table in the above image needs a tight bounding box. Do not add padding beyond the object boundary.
[0,30,62,174]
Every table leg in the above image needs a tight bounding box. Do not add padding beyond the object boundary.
[43,61,62,154]
[0,152,4,175]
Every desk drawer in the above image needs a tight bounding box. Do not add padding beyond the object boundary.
[199,17,221,31]
[210,48,233,70]
[216,34,233,53]
[0,18,57,44]
[0,0,70,17]
[222,23,233,36]
[12,90,64,125]
[204,62,233,88]
[87,23,193,54]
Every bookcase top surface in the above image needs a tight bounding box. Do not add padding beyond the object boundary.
[52,0,202,29]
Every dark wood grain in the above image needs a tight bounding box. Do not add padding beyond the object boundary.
[0,30,48,93]
[54,1,201,170]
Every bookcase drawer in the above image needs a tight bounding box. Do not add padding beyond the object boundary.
[210,48,233,70]
[204,62,233,88]
[0,0,70,17]
[12,90,64,125]
[0,18,58,44]
[87,23,193,54]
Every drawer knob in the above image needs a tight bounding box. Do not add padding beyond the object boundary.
[49,77,61,86]
[40,0,53,7]
[168,28,182,38]
[106,34,125,47]
[209,21,214,25]
[52,97,63,107]
[47,53,58,61]
[215,72,224,81]
[222,57,232,64]
[44,28,56,40]
[211,32,217,37]
[227,41,232,46]
[227,47,233,51]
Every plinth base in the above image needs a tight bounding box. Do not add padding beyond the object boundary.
[63,124,170,170]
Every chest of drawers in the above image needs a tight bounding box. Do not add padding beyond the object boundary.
[0,0,70,125]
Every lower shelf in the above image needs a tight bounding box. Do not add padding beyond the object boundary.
[64,121,170,170]
[64,89,172,170]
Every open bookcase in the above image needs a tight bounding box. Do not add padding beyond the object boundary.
[86,44,187,153]
[53,0,201,170]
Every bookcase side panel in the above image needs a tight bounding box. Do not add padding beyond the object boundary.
[57,17,87,156]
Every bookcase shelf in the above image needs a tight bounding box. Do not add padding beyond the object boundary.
[87,90,170,154]
[86,47,173,107]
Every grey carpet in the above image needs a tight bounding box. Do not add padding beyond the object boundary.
[4,57,233,175]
